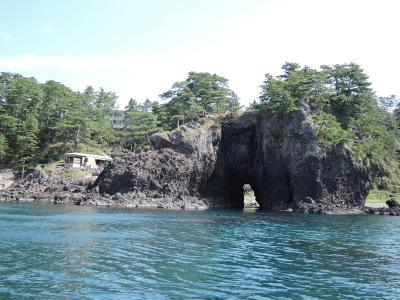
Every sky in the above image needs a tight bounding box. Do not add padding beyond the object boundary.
[0,0,399,108]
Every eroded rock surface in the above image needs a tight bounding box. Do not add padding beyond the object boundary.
[1,107,377,213]
[206,107,369,212]
[93,107,371,213]
[0,167,93,205]
[92,121,223,209]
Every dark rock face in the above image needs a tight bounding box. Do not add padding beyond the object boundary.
[92,122,223,209]
[93,108,371,213]
[95,148,193,196]
[386,198,400,209]
[0,108,373,213]
[205,108,370,212]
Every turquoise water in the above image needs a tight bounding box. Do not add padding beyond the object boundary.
[0,203,399,299]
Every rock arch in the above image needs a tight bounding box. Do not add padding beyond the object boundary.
[95,109,370,213]
[204,110,369,211]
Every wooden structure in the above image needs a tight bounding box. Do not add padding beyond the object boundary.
[64,152,112,169]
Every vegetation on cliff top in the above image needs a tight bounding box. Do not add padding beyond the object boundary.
[0,74,117,168]
[1,63,399,197]
[159,71,240,129]
[0,71,238,169]
[253,62,400,193]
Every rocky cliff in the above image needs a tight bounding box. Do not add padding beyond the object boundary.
[92,120,223,209]
[0,105,376,213]
[93,106,371,213]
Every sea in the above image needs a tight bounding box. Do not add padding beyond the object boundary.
[0,202,399,299]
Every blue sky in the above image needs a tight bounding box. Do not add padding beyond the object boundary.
[1,0,399,108]
[2,0,262,56]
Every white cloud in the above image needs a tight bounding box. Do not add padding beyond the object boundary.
[39,25,54,33]
[0,0,399,108]
[0,54,188,108]
[0,30,11,40]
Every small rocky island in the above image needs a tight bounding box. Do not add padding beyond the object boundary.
[94,106,370,213]
[1,63,400,216]
[2,105,399,215]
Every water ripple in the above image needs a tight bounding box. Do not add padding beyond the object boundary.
[0,203,399,299]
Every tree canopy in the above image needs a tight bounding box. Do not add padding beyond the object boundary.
[2,65,400,195]
[0,70,240,167]
[0,72,117,168]
[253,62,400,193]
[160,71,240,128]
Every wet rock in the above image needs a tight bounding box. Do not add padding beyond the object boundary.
[294,201,326,214]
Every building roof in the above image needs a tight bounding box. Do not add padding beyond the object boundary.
[65,152,113,160]
[110,109,126,114]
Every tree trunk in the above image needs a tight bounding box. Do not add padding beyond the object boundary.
[74,126,81,151]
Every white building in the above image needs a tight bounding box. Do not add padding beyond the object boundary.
[64,153,112,169]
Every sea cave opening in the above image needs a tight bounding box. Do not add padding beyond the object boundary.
[221,173,263,209]
[243,184,260,209]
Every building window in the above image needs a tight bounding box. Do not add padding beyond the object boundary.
[73,157,82,164]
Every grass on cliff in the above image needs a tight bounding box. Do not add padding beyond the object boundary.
[41,163,96,178]
[366,189,400,204]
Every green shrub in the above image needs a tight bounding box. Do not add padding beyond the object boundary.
[366,189,400,204]
[311,113,352,149]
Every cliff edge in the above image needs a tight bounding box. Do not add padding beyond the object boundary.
[93,106,371,213]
